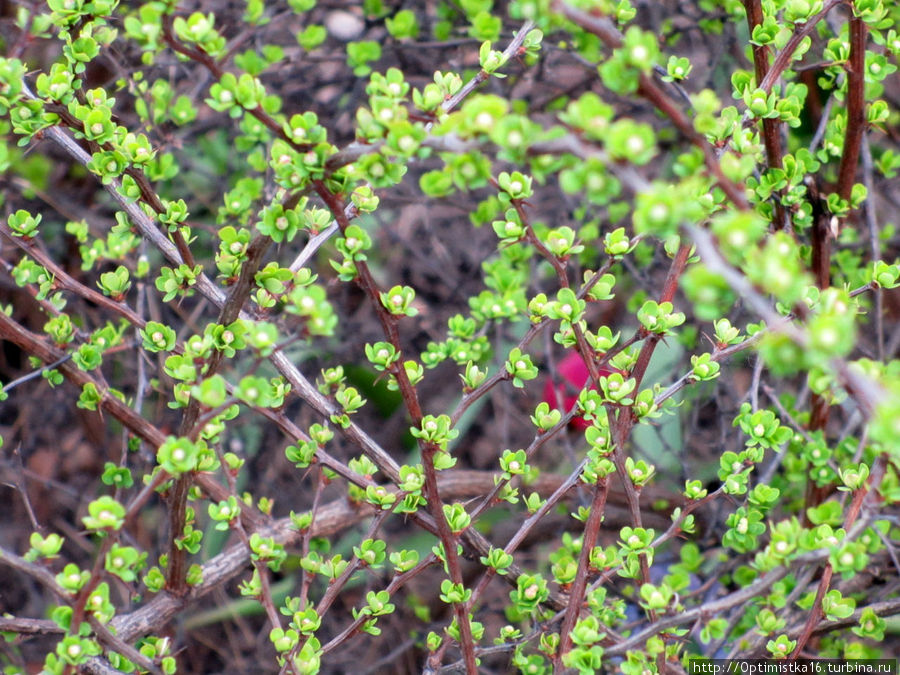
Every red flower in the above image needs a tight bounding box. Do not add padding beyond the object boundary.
[542,351,614,430]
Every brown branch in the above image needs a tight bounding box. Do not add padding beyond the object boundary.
[69,537,117,649]
[312,179,477,672]
[0,616,61,635]
[743,0,787,229]
[558,476,610,654]
[790,455,887,657]
[0,227,147,328]
[160,15,304,152]
[804,162,835,520]
[0,310,259,525]
[759,0,846,94]
[836,14,868,202]
[165,233,271,594]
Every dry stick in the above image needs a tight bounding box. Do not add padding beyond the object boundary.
[0,616,60,635]
[809,90,837,155]
[0,354,71,394]
[8,444,41,532]
[743,0,787,231]
[87,617,164,675]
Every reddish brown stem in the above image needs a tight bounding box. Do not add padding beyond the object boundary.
[1,228,147,328]
[836,15,868,202]
[166,232,271,593]
[312,180,477,673]
[743,0,787,229]
[68,537,116,640]
[791,456,886,657]
[558,477,610,655]
[801,9,862,530]
[421,445,479,675]
[759,0,845,94]
[161,15,309,153]
[630,244,692,388]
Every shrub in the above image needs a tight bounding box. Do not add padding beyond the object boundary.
[0,1,898,673]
